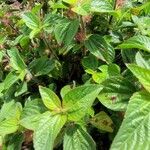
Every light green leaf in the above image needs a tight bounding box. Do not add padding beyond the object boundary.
[85,34,115,63]
[3,72,19,90]
[90,111,113,132]
[135,52,150,69]
[119,35,150,52]
[111,91,150,150]
[91,0,114,13]
[60,85,72,99]
[98,76,136,111]
[0,101,22,122]
[63,125,96,150]
[7,48,27,73]
[0,118,19,136]
[20,99,47,130]
[33,112,67,150]
[39,86,61,111]
[54,19,79,46]
[127,64,150,93]
[63,85,102,121]
[22,12,41,30]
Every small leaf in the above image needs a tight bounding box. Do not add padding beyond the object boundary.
[39,86,61,111]
[33,112,67,150]
[60,85,72,99]
[63,125,96,150]
[15,82,27,97]
[22,12,41,30]
[90,111,113,132]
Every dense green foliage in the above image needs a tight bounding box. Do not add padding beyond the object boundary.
[0,0,150,149]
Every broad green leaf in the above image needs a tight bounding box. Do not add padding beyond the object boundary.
[22,12,41,30]
[85,34,115,63]
[91,0,114,13]
[63,85,102,121]
[7,48,27,74]
[111,91,150,150]
[127,64,150,93]
[0,35,7,45]
[119,35,150,52]
[7,133,24,150]
[20,99,47,130]
[3,72,19,90]
[33,112,67,150]
[0,118,19,136]
[0,101,22,122]
[54,19,79,46]
[39,86,61,111]
[63,125,96,150]
[82,54,98,70]
[90,111,113,132]
[98,76,136,111]
[29,57,55,76]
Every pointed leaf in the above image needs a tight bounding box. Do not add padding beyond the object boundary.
[39,86,61,110]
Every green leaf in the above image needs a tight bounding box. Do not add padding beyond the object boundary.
[98,76,136,111]
[33,112,67,150]
[7,133,24,150]
[91,0,114,13]
[22,12,41,30]
[119,35,150,52]
[127,64,150,93]
[60,85,72,99]
[0,101,22,122]
[20,99,47,130]
[15,82,27,97]
[29,57,55,76]
[54,19,79,46]
[111,91,150,150]
[7,48,27,75]
[90,111,113,133]
[4,72,19,90]
[63,85,102,121]
[85,34,115,63]
[82,54,98,70]
[135,52,150,69]
[39,86,61,111]
[0,118,19,136]
[63,125,96,150]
